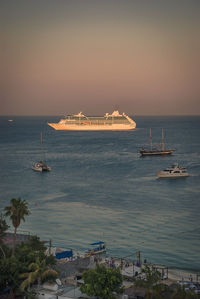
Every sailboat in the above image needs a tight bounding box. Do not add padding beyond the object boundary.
[32,132,51,172]
[140,128,174,156]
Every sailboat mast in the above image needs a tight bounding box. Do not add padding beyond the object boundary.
[161,128,165,151]
[149,128,152,151]
[40,132,43,146]
[40,132,45,162]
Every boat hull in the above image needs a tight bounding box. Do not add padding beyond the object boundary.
[140,150,174,156]
[48,123,136,131]
[87,249,106,255]
[32,166,51,172]
[157,173,189,178]
[32,166,43,172]
[32,162,51,172]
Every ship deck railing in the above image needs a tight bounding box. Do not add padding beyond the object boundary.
[64,119,130,125]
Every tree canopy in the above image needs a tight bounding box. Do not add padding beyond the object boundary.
[0,214,9,245]
[4,198,31,230]
[20,257,58,292]
[80,264,123,299]
[4,198,31,255]
[0,236,56,296]
[0,214,9,258]
[134,265,161,289]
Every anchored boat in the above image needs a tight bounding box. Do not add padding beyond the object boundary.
[86,241,106,255]
[140,128,174,156]
[32,132,51,172]
[32,161,51,172]
[48,111,136,131]
[157,163,189,178]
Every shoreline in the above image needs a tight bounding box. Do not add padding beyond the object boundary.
[5,232,200,283]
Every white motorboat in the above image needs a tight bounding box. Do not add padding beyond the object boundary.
[32,161,51,172]
[157,163,189,178]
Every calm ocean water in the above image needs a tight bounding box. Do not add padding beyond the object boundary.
[0,116,200,272]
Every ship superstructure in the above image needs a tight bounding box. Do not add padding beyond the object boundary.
[48,110,136,131]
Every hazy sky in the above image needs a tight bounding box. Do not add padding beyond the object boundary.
[1,0,200,115]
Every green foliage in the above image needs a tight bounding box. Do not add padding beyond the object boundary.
[144,288,163,299]
[15,236,47,265]
[0,201,57,296]
[80,264,123,299]
[134,268,198,299]
[20,257,58,292]
[134,265,161,289]
[0,256,22,292]
[4,198,31,255]
[0,215,10,258]
[0,214,9,245]
[46,254,57,266]
[0,243,11,259]
[172,286,198,299]
[27,235,47,251]
[4,198,31,229]
[13,236,56,271]
[0,235,56,295]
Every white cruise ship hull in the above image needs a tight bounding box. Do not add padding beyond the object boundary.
[48,123,136,131]
[48,111,136,131]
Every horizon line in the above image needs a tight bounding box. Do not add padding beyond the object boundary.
[1,114,200,117]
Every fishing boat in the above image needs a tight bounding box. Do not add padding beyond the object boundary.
[86,241,106,255]
[140,128,174,156]
[32,132,51,172]
[48,111,136,131]
[157,163,189,178]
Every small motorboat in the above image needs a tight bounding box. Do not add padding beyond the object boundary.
[32,161,51,172]
[157,163,189,179]
[86,241,106,256]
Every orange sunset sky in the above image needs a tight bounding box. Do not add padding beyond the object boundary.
[1,0,200,115]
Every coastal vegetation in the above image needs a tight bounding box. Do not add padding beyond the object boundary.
[133,265,199,299]
[20,257,58,292]
[4,198,31,255]
[0,200,57,298]
[0,199,199,299]
[134,265,161,289]
[80,264,124,299]
[171,287,198,299]
[0,214,9,258]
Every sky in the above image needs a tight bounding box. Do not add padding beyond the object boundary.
[1,0,200,115]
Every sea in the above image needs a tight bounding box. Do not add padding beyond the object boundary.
[0,116,200,273]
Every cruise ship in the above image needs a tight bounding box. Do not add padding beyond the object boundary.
[48,111,136,131]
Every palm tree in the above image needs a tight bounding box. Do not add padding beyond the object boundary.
[4,198,31,255]
[20,257,58,292]
[0,214,9,258]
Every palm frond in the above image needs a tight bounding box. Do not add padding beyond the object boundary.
[42,269,58,280]
[20,273,29,279]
